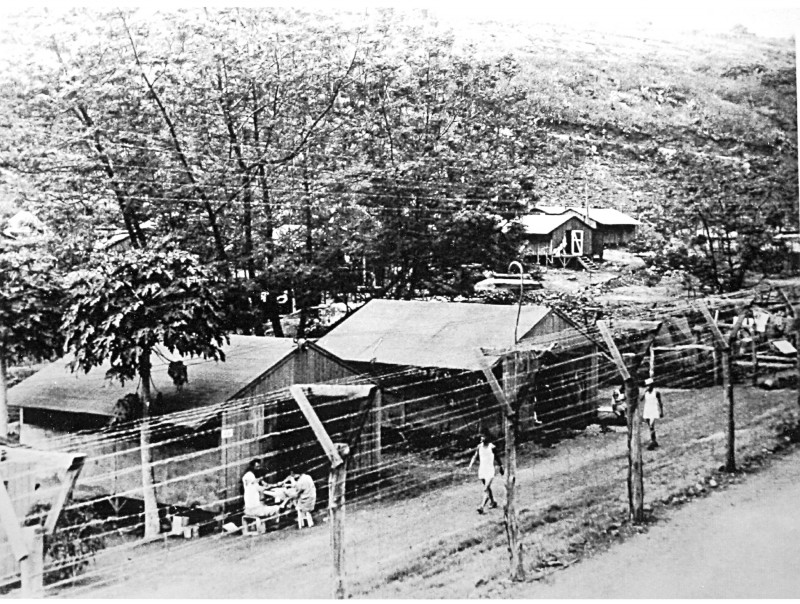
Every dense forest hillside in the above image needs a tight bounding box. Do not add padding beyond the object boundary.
[0,8,796,333]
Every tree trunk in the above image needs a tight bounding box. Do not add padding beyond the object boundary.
[0,354,8,438]
[138,352,161,538]
[295,155,314,340]
[217,71,255,279]
[265,294,284,338]
[625,378,644,523]
[74,104,144,248]
[251,83,283,338]
[122,18,227,266]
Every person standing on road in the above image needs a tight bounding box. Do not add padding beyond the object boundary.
[468,431,504,514]
[642,378,664,450]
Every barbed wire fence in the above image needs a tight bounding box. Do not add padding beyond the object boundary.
[0,284,798,596]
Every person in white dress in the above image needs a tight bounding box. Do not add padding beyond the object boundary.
[468,432,504,514]
[242,459,281,519]
[642,378,664,450]
[282,469,317,529]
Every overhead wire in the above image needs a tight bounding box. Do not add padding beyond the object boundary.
[3,289,796,593]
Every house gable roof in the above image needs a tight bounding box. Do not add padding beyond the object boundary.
[519,212,597,235]
[533,205,640,226]
[8,335,299,421]
[316,299,552,371]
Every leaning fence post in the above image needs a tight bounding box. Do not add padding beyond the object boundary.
[775,289,800,409]
[477,349,526,582]
[329,443,349,600]
[795,306,800,409]
[20,525,44,598]
[502,351,533,582]
[597,320,644,523]
[697,300,752,473]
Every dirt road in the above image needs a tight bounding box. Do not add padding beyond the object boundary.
[505,450,800,599]
[43,387,798,599]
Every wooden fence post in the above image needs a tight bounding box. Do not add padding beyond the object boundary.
[502,351,531,582]
[697,301,751,473]
[289,385,378,599]
[712,348,719,385]
[0,482,28,564]
[329,443,349,600]
[775,289,800,408]
[624,376,643,521]
[720,346,736,472]
[477,350,526,582]
[795,306,800,409]
[596,321,644,523]
[20,525,43,598]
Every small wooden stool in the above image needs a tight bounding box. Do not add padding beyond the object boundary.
[241,515,268,536]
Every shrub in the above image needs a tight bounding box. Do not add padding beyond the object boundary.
[24,502,106,585]
[476,289,516,305]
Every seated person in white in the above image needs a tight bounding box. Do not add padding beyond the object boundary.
[242,459,281,518]
[282,469,317,529]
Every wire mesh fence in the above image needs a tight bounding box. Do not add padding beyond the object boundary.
[1,285,798,597]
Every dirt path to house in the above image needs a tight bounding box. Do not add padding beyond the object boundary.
[38,387,799,599]
[502,449,800,599]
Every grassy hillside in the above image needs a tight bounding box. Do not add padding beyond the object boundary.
[0,9,795,300]
[454,17,797,219]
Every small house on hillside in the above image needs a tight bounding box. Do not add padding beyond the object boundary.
[316,299,599,440]
[518,211,600,267]
[534,205,641,247]
[8,336,378,513]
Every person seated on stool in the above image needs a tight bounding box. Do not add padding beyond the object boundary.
[282,468,316,529]
[242,459,280,519]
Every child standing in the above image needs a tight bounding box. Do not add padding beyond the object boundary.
[642,378,664,450]
[468,432,504,514]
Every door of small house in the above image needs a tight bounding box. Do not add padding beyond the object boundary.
[571,230,584,256]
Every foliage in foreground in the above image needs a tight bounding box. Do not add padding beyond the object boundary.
[25,502,106,585]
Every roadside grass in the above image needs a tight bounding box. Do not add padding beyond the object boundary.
[38,386,798,599]
[357,386,799,598]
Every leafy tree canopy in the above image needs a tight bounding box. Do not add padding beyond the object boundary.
[0,249,63,363]
[62,247,229,384]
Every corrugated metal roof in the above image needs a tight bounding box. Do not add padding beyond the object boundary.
[533,205,640,226]
[519,213,595,235]
[576,207,640,226]
[8,335,298,421]
[534,205,567,214]
[316,299,552,371]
